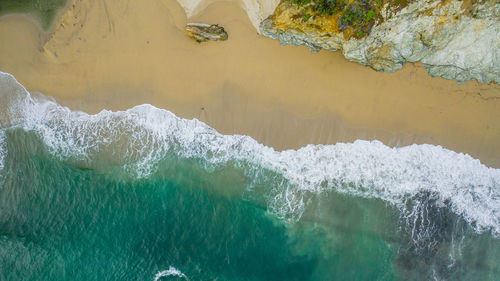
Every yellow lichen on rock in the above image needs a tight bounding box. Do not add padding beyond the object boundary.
[271,1,342,35]
[366,45,395,71]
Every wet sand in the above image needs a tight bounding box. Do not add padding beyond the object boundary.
[0,0,499,167]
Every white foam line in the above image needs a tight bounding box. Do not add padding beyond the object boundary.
[0,130,6,173]
[154,266,187,281]
[1,71,500,236]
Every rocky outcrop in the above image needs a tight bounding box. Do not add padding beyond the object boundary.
[186,23,228,42]
[260,0,500,84]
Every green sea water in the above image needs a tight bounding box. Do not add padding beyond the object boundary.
[0,0,67,30]
[0,129,396,280]
[1,72,500,280]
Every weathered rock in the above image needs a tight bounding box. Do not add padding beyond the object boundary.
[186,23,228,42]
[260,0,500,84]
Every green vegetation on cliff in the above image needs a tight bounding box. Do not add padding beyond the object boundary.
[290,0,415,38]
[0,0,67,30]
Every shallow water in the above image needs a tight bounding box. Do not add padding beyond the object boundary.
[1,72,500,280]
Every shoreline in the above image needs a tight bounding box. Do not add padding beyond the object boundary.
[0,0,500,167]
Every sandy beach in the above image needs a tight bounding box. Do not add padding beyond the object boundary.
[0,0,499,167]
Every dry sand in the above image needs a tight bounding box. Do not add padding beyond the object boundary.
[0,0,499,167]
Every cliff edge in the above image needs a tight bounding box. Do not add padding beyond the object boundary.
[260,0,500,84]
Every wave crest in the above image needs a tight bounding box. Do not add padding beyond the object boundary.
[1,71,500,236]
[153,266,187,281]
[0,130,5,174]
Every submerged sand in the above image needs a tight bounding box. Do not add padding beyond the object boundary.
[0,0,499,167]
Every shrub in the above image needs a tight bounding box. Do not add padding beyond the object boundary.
[287,0,418,38]
[313,0,346,15]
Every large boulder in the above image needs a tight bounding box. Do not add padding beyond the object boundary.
[186,23,228,42]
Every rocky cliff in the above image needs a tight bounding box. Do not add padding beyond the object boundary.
[260,0,500,84]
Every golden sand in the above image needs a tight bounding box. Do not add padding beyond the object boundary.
[0,0,499,167]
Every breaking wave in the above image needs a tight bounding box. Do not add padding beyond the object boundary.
[0,130,5,174]
[153,267,187,281]
[1,71,499,237]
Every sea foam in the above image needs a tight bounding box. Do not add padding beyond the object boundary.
[154,266,187,281]
[1,71,499,236]
[0,130,5,173]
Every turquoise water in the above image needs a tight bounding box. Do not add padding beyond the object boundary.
[1,72,500,280]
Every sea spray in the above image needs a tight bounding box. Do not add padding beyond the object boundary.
[154,267,188,281]
[1,71,499,236]
[0,130,6,174]
[1,71,500,280]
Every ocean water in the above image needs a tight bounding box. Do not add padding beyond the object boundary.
[1,71,499,280]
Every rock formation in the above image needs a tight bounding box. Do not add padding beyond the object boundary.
[186,23,229,42]
[260,0,500,84]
